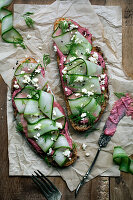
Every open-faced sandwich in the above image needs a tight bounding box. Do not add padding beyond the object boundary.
[52,18,109,131]
[11,57,77,167]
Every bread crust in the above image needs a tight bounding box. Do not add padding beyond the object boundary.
[11,57,77,167]
[54,18,109,132]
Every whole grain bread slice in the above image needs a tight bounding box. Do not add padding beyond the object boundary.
[54,18,109,132]
[11,57,77,167]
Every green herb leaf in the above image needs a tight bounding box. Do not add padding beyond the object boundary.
[43,54,50,69]
[24,16,34,28]
[93,94,105,105]
[114,92,126,99]
[23,12,34,17]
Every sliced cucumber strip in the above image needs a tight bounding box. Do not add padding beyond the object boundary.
[39,91,54,119]
[67,62,86,75]
[36,133,58,153]
[16,74,31,88]
[83,98,101,117]
[53,148,67,167]
[32,73,47,90]
[27,119,58,138]
[54,135,70,149]
[53,30,76,54]
[85,60,103,76]
[24,99,41,116]
[66,75,101,94]
[68,96,91,115]
[64,58,84,70]
[15,63,39,76]
[24,113,45,124]
[52,107,64,120]
[14,86,35,99]
[14,98,28,113]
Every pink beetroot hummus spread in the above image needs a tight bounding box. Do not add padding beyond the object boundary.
[104,94,133,136]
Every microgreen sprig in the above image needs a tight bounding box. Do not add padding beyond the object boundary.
[114,92,126,99]
[23,12,34,28]
[43,54,50,69]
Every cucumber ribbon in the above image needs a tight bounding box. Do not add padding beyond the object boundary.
[113,146,133,174]
[0,0,25,48]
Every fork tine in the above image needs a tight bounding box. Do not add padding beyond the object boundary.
[34,171,53,193]
[31,174,49,200]
[37,170,58,191]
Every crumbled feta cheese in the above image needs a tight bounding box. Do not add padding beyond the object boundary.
[14,84,19,89]
[28,68,31,71]
[34,123,42,130]
[71,35,76,41]
[53,110,56,116]
[54,45,57,52]
[84,31,87,37]
[65,87,68,91]
[75,93,80,96]
[27,34,31,40]
[47,148,53,156]
[56,122,63,129]
[14,81,17,84]
[35,68,41,73]
[64,57,66,62]
[32,78,38,83]
[89,56,97,64]
[38,46,42,50]
[69,57,76,62]
[89,76,92,79]
[85,153,90,157]
[51,137,54,141]
[21,70,25,74]
[34,135,38,140]
[90,84,94,88]
[47,86,50,92]
[37,59,40,63]
[23,75,31,84]
[100,74,106,79]
[82,88,88,94]
[37,133,40,137]
[62,67,67,74]
[63,149,71,157]
[81,113,87,118]
[70,24,78,30]
[87,91,94,96]
[75,76,84,82]
[86,48,91,54]
[93,52,98,59]
[59,63,62,66]
[82,143,87,150]
[101,86,105,91]
[69,157,72,160]
[98,77,101,81]
[27,94,32,98]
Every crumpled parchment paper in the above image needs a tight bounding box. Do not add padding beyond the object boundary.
[0,0,133,191]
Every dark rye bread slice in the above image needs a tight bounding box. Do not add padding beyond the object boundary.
[11,57,77,167]
[54,18,109,132]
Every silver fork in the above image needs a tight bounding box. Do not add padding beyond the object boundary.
[32,170,62,200]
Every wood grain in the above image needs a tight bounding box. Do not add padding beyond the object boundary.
[0,0,133,200]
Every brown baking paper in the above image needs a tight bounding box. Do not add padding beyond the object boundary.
[0,0,133,191]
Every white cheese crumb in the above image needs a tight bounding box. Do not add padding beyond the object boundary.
[87,91,94,96]
[14,84,19,89]
[89,56,97,64]
[54,45,57,52]
[59,63,62,66]
[37,59,40,63]
[69,57,76,62]
[64,57,66,62]
[98,77,101,81]
[47,86,50,92]
[8,97,11,101]
[63,149,71,157]
[81,113,87,118]
[82,88,88,94]
[34,123,42,130]
[47,148,53,156]
[23,75,31,84]
[75,76,84,82]
[20,70,25,74]
[38,46,42,50]
[86,48,91,54]
[101,80,105,85]
[28,68,31,71]
[37,133,40,137]
[75,93,80,96]
[90,84,94,88]
[27,34,31,40]
[93,52,98,59]
[65,87,68,91]
[34,135,39,140]
[85,153,90,157]
[62,67,67,74]
[27,94,32,98]
[32,78,38,83]
[56,122,63,129]
[70,24,78,30]
[51,137,54,141]
[82,143,87,151]
[101,86,105,91]
[35,68,41,73]
[89,76,92,79]
[100,74,106,79]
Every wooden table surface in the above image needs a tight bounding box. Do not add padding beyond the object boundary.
[0,0,133,199]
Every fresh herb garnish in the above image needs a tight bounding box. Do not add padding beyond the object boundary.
[13,38,26,49]
[16,123,23,132]
[59,20,71,34]
[114,92,126,99]
[23,12,34,28]
[72,142,77,149]
[43,54,50,69]
[93,94,105,105]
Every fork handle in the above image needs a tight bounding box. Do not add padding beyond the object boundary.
[75,148,101,198]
